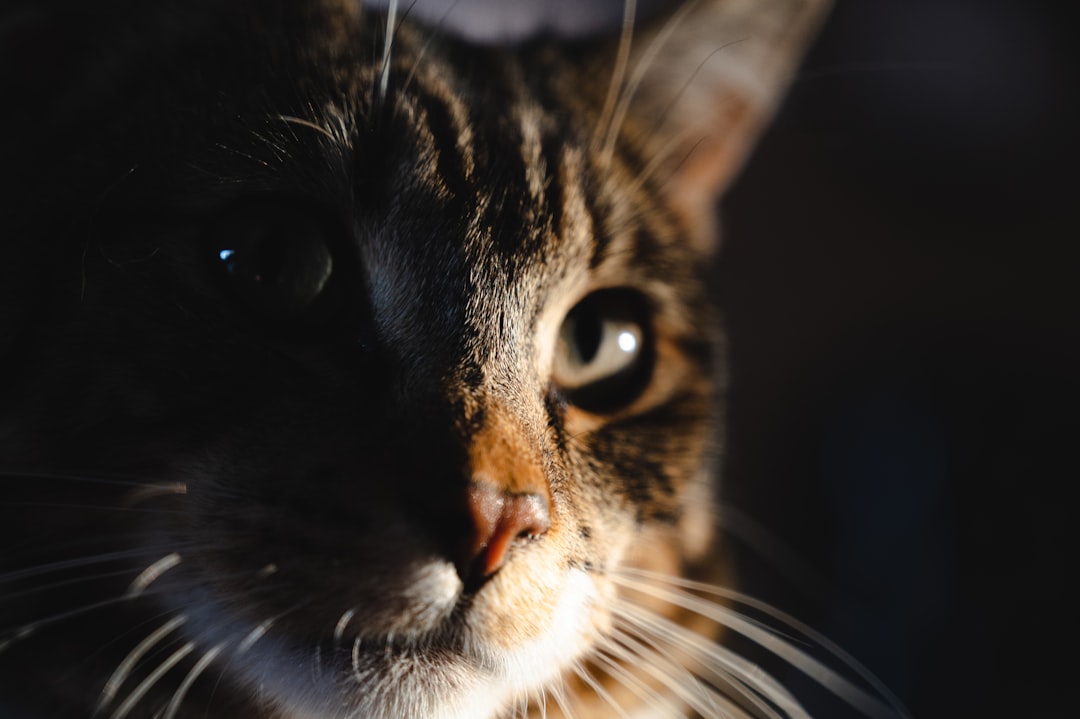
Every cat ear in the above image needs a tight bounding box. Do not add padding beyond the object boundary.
[598,0,830,238]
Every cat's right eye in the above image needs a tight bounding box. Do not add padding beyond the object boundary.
[204,199,339,320]
[552,290,654,413]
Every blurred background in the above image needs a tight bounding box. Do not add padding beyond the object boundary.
[717,0,1078,717]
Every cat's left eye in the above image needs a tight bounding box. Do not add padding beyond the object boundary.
[552,290,653,412]
[204,199,338,320]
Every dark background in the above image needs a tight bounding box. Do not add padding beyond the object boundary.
[719,0,1078,717]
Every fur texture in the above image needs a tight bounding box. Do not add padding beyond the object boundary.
[0,2,859,717]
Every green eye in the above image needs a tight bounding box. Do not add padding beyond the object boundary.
[205,199,335,319]
[553,290,653,412]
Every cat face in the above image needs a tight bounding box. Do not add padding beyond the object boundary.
[0,1,828,717]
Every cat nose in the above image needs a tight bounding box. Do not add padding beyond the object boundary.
[459,482,550,586]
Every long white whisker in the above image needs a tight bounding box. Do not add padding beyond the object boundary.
[275,114,336,141]
[592,643,684,717]
[601,0,701,164]
[0,548,169,584]
[378,0,400,103]
[125,553,182,599]
[236,616,276,655]
[607,622,755,719]
[547,676,578,719]
[121,481,187,507]
[334,607,357,644]
[610,574,900,719]
[0,586,171,655]
[617,567,910,718]
[96,614,188,714]
[1,566,141,603]
[108,641,195,719]
[593,0,637,158]
[161,641,226,719]
[400,0,466,95]
[612,602,804,717]
[0,470,147,487]
[571,662,632,719]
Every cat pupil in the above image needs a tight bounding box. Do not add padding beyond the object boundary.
[206,201,335,317]
[572,308,603,364]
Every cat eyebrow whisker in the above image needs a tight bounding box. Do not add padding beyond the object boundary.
[96,614,188,714]
[275,114,337,142]
[400,0,467,96]
[593,0,637,160]
[378,0,401,104]
[599,0,703,167]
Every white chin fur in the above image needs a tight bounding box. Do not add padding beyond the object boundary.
[249,568,598,719]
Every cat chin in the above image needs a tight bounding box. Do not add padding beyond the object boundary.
[184,568,599,719]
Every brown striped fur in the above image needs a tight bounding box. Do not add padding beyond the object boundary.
[0,1,841,717]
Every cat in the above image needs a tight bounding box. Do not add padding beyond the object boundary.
[0,0,897,717]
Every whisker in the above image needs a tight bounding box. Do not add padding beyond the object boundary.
[0,566,139,604]
[593,0,637,159]
[610,574,903,719]
[611,607,800,719]
[547,676,579,719]
[108,640,195,719]
[0,500,187,515]
[400,0,466,96]
[125,552,182,599]
[617,566,908,717]
[334,607,357,644]
[606,622,754,719]
[591,643,683,717]
[571,662,631,719]
[378,0,401,103]
[275,113,336,141]
[121,481,187,508]
[236,616,277,654]
[96,614,188,714]
[161,641,226,719]
[0,547,175,585]
[600,0,702,165]
[0,586,172,655]
[0,470,148,487]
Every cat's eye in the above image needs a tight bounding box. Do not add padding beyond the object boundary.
[552,290,653,412]
[204,199,338,319]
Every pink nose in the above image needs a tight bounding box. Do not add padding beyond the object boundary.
[459,483,551,585]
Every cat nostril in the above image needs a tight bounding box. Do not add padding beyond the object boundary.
[459,483,550,586]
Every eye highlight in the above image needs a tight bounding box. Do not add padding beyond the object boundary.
[552,290,653,413]
[204,198,338,320]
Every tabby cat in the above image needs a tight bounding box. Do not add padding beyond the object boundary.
[0,1,895,717]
